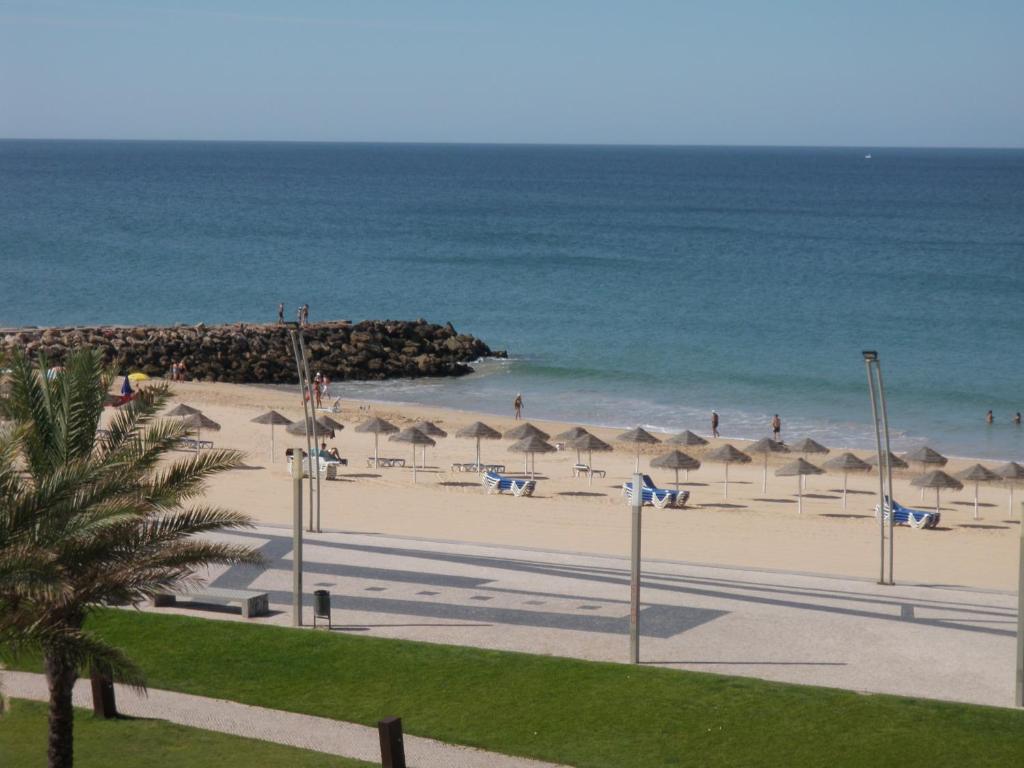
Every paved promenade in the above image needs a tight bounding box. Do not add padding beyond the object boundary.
[164,525,1022,709]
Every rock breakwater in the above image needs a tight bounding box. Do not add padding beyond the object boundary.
[0,320,505,384]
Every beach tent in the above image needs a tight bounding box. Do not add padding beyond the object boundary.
[650,450,701,489]
[355,417,399,468]
[775,458,825,515]
[703,443,751,499]
[388,427,435,483]
[508,434,556,480]
[746,437,790,493]
[251,410,293,461]
[911,470,963,515]
[127,372,150,382]
[455,421,502,470]
[822,452,871,511]
[955,464,1000,520]
[615,427,661,472]
[570,432,613,486]
[995,462,1024,520]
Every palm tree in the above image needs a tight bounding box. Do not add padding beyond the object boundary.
[0,349,264,768]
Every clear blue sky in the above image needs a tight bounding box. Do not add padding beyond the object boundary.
[2,0,1022,147]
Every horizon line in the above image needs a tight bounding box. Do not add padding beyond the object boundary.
[2,137,1023,151]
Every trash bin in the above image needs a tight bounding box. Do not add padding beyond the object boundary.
[313,589,331,628]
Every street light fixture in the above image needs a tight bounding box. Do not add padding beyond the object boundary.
[864,351,894,585]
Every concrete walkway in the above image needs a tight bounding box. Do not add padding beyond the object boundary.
[181,525,1019,708]
[3,671,565,768]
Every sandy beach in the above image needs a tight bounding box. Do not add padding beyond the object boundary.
[124,380,1022,592]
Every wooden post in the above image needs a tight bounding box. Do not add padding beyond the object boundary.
[378,716,406,768]
[90,668,117,719]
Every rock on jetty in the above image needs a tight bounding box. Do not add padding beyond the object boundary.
[0,320,505,384]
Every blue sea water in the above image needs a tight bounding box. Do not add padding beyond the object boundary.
[1,140,1022,459]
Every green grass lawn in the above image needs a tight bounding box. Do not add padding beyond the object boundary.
[7,609,1024,767]
[0,699,371,768]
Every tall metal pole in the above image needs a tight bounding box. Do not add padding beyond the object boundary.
[876,360,896,585]
[289,329,316,533]
[292,451,303,627]
[629,472,643,664]
[864,353,886,585]
[297,333,321,533]
[1016,500,1024,707]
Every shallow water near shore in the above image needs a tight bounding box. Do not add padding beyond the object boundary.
[2,140,1023,459]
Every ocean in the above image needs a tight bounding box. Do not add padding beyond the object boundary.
[1,140,1022,459]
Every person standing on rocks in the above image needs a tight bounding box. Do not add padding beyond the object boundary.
[277,303,284,324]
[711,410,720,438]
[513,393,523,420]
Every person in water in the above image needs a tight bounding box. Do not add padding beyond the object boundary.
[771,414,781,442]
[711,410,720,438]
[986,410,994,424]
[513,393,523,420]
[1014,412,1021,426]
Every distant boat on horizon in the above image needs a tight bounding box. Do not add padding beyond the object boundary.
[864,153,872,159]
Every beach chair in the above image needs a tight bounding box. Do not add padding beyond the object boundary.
[179,437,214,451]
[622,475,689,509]
[482,471,536,497]
[875,498,940,529]
[289,455,339,480]
[573,463,607,479]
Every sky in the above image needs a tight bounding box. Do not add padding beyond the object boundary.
[1,0,1022,147]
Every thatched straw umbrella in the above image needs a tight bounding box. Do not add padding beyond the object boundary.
[746,437,790,493]
[704,444,751,499]
[667,430,709,450]
[176,412,221,452]
[955,464,1000,520]
[570,433,612,486]
[251,410,293,461]
[905,446,948,502]
[911,470,963,515]
[508,434,556,479]
[615,427,661,472]
[503,422,551,442]
[555,426,590,463]
[651,450,701,490]
[166,403,202,418]
[413,421,447,465]
[995,462,1024,520]
[287,417,342,440]
[866,451,909,470]
[775,458,825,515]
[455,421,502,469]
[789,437,829,490]
[388,427,435,483]
[822,452,871,511]
[355,417,399,468]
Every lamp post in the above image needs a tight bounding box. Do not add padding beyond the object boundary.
[864,351,895,585]
[629,472,643,664]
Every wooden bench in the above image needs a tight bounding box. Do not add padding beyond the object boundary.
[151,588,270,618]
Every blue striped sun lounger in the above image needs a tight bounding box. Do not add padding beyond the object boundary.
[482,471,536,497]
[875,497,941,529]
[622,474,689,509]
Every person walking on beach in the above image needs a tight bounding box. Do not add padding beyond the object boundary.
[711,410,720,438]
[513,393,523,420]
[313,372,323,409]
[986,410,994,424]
[277,303,284,324]
[771,414,781,442]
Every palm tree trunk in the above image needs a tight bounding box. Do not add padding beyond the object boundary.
[45,648,78,768]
